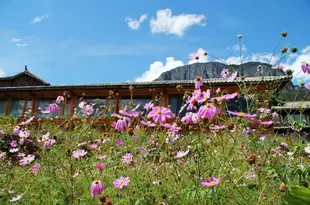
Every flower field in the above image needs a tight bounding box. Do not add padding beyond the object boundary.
[1,33,310,204]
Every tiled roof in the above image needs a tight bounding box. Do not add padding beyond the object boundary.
[0,70,50,85]
[272,101,310,110]
[0,75,291,92]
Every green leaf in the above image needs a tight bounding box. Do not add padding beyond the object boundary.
[284,186,310,205]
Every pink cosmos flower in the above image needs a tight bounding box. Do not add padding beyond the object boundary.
[96,163,105,170]
[201,177,220,187]
[111,114,130,131]
[147,106,173,124]
[144,102,154,111]
[19,116,35,126]
[9,194,23,202]
[81,104,94,116]
[113,176,130,189]
[9,148,18,153]
[198,103,219,120]
[44,139,56,149]
[174,149,190,159]
[119,105,140,117]
[210,125,226,130]
[195,77,203,89]
[78,101,86,109]
[141,120,156,127]
[121,153,133,164]
[20,154,35,166]
[116,139,125,145]
[32,163,41,174]
[10,140,18,148]
[305,82,310,91]
[72,149,88,159]
[228,110,256,117]
[197,90,211,104]
[245,117,273,125]
[213,92,238,102]
[97,155,107,160]
[163,123,181,133]
[88,144,97,149]
[216,87,221,94]
[272,112,279,119]
[189,52,200,60]
[90,180,104,197]
[17,153,25,158]
[41,103,60,114]
[186,97,198,111]
[227,72,238,82]
[181,112,199,124]
[221,68,230,79]
[56,96,64,104]
[0,152,6,160]
[12,126,20,136]
[301,61,310,74]
[272,65,284,70]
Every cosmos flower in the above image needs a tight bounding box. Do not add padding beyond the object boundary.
[41,103,60,114]
[198,103,219,120]
[113,176,130,189]
[44,139,56,149]
[163,123,181,133]
[56,96,64,104]
[10,141,18,148]
[228,110,256,117]
[32,163,41,175]
[201,177,220,187]
[12,126,20,136]
[227,72,238,82]
[18,116,35,126]
[20,154,35,166]
[305,82,310,91]
[90,180,104,197]
[96,163,105,170]
[181,112,199,125]
[9,148,19,153]
[195,76,203,89]
[301,61,310,74]
[140,120,156,127]
[147,106,173,124]
[111,114,130,131]
[144,102,154,111]
[9,194,23,202]
[0,152,6,160]
[174,149,190,159]
[72,149,88,159]
[221,68,230,79]
[121,153,133,164]
[81,104,94,116]
[119,105,140,117]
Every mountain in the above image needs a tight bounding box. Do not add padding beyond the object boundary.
[155,62,286,81]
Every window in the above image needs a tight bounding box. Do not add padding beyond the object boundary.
[0,100,7,117]
[120,96,152,113]
[9,100,25,118]
[63,98,71,116]
[36,99,58,118]
[168,95,186,117]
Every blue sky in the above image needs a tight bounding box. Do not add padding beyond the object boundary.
[1,0,310,85]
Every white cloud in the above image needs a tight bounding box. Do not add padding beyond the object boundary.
[10,38,21,42]
[30,15,48,24]
[150,9,206,37]
[125,14,148,30]
[15,43,28,47]
[135,57,184,82]
[232,44,247,52]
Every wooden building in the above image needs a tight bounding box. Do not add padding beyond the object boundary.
[0,67,292,121]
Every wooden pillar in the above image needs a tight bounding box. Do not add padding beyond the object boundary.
[5,98,12,115]
[163,88,168,107]
[31,99,37,116]
[22,99,28,116]
[70,95,77,115]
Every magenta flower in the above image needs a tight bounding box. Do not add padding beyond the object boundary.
[10,140,18,148]
[213,92,238,102]
[12,126,20,136]
[9,194,23,202]
[144,102,154,111]
[44,139,56,149]
[96,163,105,170]
[228,110,256,117]
[147,106,173,124]
[227,71,238,82]
[90,180,104,197]
[116,139,125,145]
[111,114,130,131]
[113,176,130,189]
[163,123,181,133]
[221,68,230,79]
[19,116,35,126]
[72,149,88,159]
[195,77,203,89]
[189,52,200,60]
[174,149,190,159]
[32,163,41,174]
[181,112,199,124]
[41,103,60,114]
[140,120,156,127]
[19,154,35,166]
[198,103,219,120]
[56,96,64,104]
[305,82,310,91]
[81,104,94,116]
[272,112,279,119]
[301,61,310,74]
[121,153,133,164]
[201,177,220,187]
[197,90,211,104]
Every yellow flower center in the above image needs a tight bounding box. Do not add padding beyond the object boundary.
[94,180,99,184]
[239,112,245,116]
[210,181,215,185]
[157,110,162,114]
